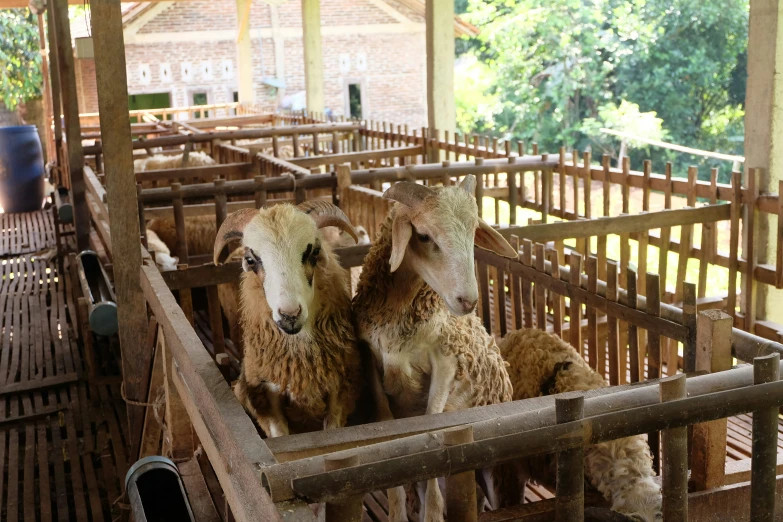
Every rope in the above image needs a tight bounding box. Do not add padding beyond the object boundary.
[120,381,156,407]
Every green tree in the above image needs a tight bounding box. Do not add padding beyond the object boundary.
[458,0,748,179]
[0,8,42,110]
[614,0,748,176]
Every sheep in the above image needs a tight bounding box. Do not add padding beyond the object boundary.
[499,328,662,522]
[212,201,364,436]
[231,139,302,159]
[133,150,216,172]
[145,229,179,271]
[146,215,217,258]
[352,175,519,522]
[322,225,370,248]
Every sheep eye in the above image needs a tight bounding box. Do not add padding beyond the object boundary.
[312,247,321,259]
[244,255,255,267]
[417,233,430,243]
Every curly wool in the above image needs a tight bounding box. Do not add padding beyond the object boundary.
[500,328,661,522]
[133,151,216,172]
[147,215,217,257]
[235,239,363,434]
[353,210,513,416]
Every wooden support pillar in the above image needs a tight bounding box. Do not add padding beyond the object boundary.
[50,0,89,250]
[750,353,780,522]
[45,4,62,182]
[443,426,477,522]
[745,0,783,323]
[425,0,455,162]
[90,0,151,461]
[555,394,584,522]
[36,14,54,164]
[691,309,733,490]
[302,0,324,114]
[660,374,688,522]
[235,0,255,105]
[324,453,363,522]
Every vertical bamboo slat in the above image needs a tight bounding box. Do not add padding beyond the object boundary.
[549,248,563,338]
[569,253,583,356]
[607,261,620,385]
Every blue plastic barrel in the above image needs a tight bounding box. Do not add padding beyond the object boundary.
[0,125,45,213]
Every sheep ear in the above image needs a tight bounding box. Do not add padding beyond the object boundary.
[475,218,517,259]
[459,174,476,195]
[389,214,412,273]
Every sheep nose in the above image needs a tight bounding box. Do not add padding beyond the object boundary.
[456,296,477,313]
[278,305,302,322]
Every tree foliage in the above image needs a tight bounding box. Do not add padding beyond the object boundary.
[457,0,748,177]
[0,9,42,110]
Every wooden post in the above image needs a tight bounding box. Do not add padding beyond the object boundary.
[607,261,620,385]
[235,0,255,104]
[89,0,151,460]
[443,426,477,522]
[569,253,582,356]
[36,14,54,162]
[660,374,687,522]
[682,282,698,374]
[324,453,363,522]
[302,0,324,113]
[745,0,783,325]
[160,327,195,461]
[45,4,63,183]
[555,394,584,522]
[627,268,640,383]
[51,0,89,250]
[691,309,733,490]
[426,0,456,151]
[750,353,780,522]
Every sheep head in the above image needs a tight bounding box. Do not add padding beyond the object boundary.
[213,202,357,335]
[383,175,517,316]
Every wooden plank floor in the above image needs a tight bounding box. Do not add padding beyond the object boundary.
[0,209,129,522]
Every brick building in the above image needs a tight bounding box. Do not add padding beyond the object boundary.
[71,0,475,128]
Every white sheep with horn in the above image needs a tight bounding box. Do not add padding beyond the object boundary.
[213,201,364,436]
[352,175,519,522]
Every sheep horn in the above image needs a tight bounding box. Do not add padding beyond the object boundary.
[383,181,436,210]
[213,208,258,265]
[297,200,359,244]
[459,174,477,195]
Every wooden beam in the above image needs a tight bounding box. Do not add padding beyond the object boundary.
[500,204,731,242]
[82,123,362,154]
[302,0,324,113]
[89,0,151,461]
[235,0,254,104]
[287,146,423,168]
[51,0,89,249]
[140,265,288,522]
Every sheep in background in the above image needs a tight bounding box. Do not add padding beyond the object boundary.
[231,139,302,159]
[500,328,662,522]
[352,176,519,522]
[134,150,216,172]
[146,215,217,258]
[213,202,363,436]
[145,229,179,271]
[322,225,370,248]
